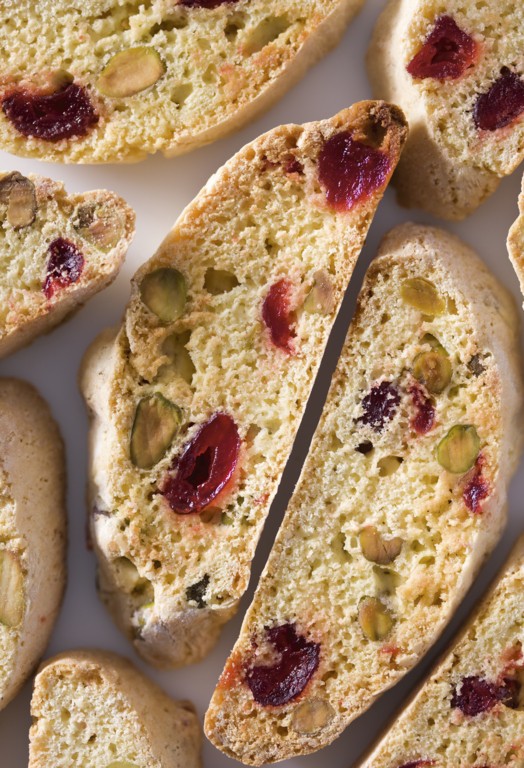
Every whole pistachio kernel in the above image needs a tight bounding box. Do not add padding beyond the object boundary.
[359,525,403,565]
[0,550,24,627]
[97,47,165,98]
[73,202,126,251]
[437,425,480,474]
[303,269,335,315]
[157,332,195,384]
[358,596,393,641]
[130,393,182,469]
[0,171,37,229]
[140,268,187,323]
[413,336,452,394]
[401,278,446,316]
[292,698,336,734]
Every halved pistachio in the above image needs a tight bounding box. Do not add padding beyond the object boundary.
[140,268,187,323]
[358,596,393,641]
[304,269,335,315]
[359,526,403,565]
[130,393,182,469]
[0,172,37,229]
[0,550,24,627]
[204,268,239,295]
[401,278,446,316]
[156,332,196,384]
[413,335,452,393]
[437,425,480,474]
[73,202,126,251]
[97,47,165,98]
[292,698,335,734]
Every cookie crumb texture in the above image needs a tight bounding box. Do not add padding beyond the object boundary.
[28,650,201,768]
[358,537,524,768]
[204,224,523,764]
[0,171,134,359]
[0,379,66,712]
[0,0,364,163]
[80,104,408,667]
[368,0,524,219]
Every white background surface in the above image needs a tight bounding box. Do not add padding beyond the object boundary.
[1,1,524,765]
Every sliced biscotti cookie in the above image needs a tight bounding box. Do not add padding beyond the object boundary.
[0,170,134,359]
[80,103,408,668]
[205,224,523,764]
[0,0,365,164]
[508,174,524,297]
[368,0,524,219]
[0,379,66,712]
[356,536,524,768]
[28,650,201,768]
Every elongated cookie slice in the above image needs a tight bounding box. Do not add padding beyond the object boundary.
[205,224,523,764]
[508,174,524,297]
[0,0,365,163]
[0,171,134,359]
[0,379,66,712]
[80,103,408,668]
[368,0,524,219]
[356,536,524,768]
[28,650,201,768]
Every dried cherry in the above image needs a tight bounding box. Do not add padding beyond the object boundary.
[409,383,435,435]
[463,457,489,513]
[161,413,240,515]
[397,762,434,768]
[318,131,390,211]
[451,675,520,716]
[2,81,98,142]
[43,238,85,299]
[245,623,320,707]
[357,382,400,432]
[406,15,477,80]
[262,279,296,353]
[474,68,524,131]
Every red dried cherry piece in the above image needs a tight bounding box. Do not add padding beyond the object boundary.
[2,81,98,142]
[474,67,524,131]
[357,381,400,432]
[161,413,240,515]
[262,279,296,354]
[397,762,435,768]
[463,456,489,513]
[451,675,520,716]
[407,15,477,80]
[318,131,390,211]
[245,623,320,707]
[43,238,85,299]
[409,384,435,435]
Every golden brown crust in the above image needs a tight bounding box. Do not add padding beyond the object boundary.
[0,379,66,712]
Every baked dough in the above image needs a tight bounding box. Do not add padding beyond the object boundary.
[28,649,201,768]
[368,0,524,219]
[80,103,408,667]
[0,171,134,359]
[205,224,523,764]
[356,536,524,768]
[508,173,524,298]
[0,0,365,163]
[0,378,66,712]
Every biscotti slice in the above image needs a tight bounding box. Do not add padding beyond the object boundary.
[368,0,524,219]
[0,0,365,164]
[0,379,66,712]
[80,103,408,668]
[28,650,201,768]
[205,223,523,764]
[508,174,524,298]
[0,171,134,359]
[356,536,524,768]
